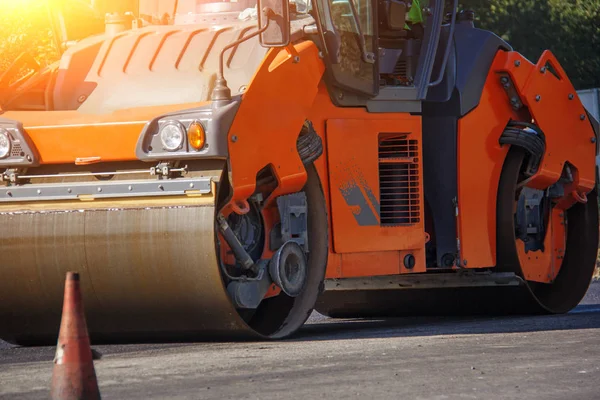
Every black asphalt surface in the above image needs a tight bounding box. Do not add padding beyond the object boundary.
[1,282,600,399]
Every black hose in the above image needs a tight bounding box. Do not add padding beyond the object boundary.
[297,120,323,165]
[507,120,546,140]
[499,123,546,174]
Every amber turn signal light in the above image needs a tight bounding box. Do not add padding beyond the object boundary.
[188,121,206,150]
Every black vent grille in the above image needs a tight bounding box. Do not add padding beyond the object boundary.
[393,60,408,77]
[378,135,420,226]
[11,143,22,158]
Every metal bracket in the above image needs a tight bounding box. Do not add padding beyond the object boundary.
[499,73,523,110]
[515,187,547,253]
[0,177,212,202]
[1,168,23,184]
[227,265,273,309]
[150,162,188,178]
[452,196,463,268]
[271,192,309,253]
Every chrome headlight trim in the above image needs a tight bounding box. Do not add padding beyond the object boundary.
[0,118,39,167]
[0,129,11,159]
[135,100,241,161]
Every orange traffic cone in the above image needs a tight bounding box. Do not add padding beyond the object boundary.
[50,272,101,400]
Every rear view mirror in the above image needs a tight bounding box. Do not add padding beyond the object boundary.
[256,0,291,47]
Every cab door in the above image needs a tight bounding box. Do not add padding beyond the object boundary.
[314,0,379,97]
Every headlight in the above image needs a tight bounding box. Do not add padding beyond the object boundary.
[159,121,185,151]
[0,130,11,159]
[188,121,206,150]
[135,101,239,161]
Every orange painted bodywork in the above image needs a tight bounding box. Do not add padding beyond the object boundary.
[2,103,204,164]
[517,208,566,283]
[225,42,325,209]
[326,119,424,253]
[496,51,596,196]
[3,40,592,285]
[305,89,427,278]
[456,50,595,275]
[218,41,324,294]
[339,249,425,278]
[456,60,519,269]
[224,45,428,279]
[455,49,594,285]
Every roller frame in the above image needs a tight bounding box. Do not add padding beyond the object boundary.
[0,177,212,202]
[0,2,598,343]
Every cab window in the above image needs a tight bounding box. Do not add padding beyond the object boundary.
[328,0,378,94]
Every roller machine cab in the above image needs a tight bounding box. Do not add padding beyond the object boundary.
[0,0,598,344]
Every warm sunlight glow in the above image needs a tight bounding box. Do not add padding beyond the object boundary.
[3,0,50,11]
[0,0,63,75]
[1,0,73,16]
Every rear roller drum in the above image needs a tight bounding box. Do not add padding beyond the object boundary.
[496,147,599,313]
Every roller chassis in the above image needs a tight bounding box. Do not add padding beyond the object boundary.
[0,0,598,343]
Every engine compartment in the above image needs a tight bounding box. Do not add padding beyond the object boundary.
[1,20,267,113]
[0,0,314,114]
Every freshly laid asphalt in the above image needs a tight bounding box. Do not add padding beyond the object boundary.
[2,282,600,399]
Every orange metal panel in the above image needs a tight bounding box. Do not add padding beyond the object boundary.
[340,248,426,278]
[310,126,343,279]
[226,41,325,209]
[457,50,595,270]
[341,251,401,277]
[326,118,425,258]
[3,102,204,164]
[456,67,516,268]
[306,87,428,278]
[517,208,566,283]
[308,114,342,280]
[496,51,596,195]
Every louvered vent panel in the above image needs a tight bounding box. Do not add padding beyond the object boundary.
[378,135,420,226]
[393,60,408,78]
[11,143,22,158]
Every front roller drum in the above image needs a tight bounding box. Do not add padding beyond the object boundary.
[0,197,245,343]
[0,165,328,343]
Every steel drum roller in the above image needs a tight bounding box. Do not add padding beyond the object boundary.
[0,162,329,343]
[0,193,259,342]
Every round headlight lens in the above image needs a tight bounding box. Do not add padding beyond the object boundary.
[159,122,185,151]
[0,130,11,159]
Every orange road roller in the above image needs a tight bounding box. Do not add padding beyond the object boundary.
[0,0,598,344]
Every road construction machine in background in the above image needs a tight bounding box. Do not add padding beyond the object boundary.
[0,0,598,344]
